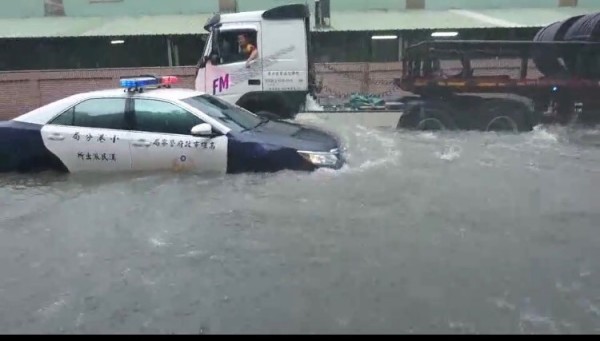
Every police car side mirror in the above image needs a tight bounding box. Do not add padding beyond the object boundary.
[191,123,214,137]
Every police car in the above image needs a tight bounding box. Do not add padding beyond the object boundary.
[0,76,345,174]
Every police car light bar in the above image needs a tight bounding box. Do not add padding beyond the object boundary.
[119,76,179,89]
[161,76,178,86]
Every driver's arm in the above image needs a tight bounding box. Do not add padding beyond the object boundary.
[245,44,258,67]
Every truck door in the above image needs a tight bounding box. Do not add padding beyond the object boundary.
[260,19,309,95]
[201,23,263,104]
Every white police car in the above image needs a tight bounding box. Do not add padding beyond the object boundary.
[0,76,344,174]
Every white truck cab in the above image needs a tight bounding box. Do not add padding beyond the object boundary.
[195,4,318,119]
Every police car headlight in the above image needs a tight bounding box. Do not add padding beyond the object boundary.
[298,149,340,168]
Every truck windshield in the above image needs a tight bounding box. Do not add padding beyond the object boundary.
[181,94,263,132]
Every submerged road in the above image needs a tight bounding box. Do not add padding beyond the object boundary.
[1,112,599,334]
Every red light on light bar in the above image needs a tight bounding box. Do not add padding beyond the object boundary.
[161,76,179,85]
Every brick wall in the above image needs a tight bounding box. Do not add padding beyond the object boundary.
[0,63,380,119]
[0,66,197,120]
[0,60,533,120]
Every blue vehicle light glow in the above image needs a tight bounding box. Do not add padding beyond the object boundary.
[119,76,179,89]
[119,77,159,88]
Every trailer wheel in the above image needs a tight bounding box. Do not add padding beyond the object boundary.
[485,115,520,132]
[416,117,447,130]
[480,100,532,132]
[398,106,456,131]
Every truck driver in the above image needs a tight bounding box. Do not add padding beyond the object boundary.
[238,33,258,68]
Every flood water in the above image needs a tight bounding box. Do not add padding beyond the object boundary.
[1,115,600,334]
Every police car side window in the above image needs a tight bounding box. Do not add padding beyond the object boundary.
[51,107,75,126]
[50,98,127,130]
[133,99,205,135]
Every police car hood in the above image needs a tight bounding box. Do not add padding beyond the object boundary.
[233,119,340,151]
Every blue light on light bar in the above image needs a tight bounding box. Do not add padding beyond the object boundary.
[119,77,159,88]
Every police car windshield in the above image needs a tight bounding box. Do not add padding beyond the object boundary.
[181,95,263,131]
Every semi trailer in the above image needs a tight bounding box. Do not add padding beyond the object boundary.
[395,12,600,132]
[194,3,600,132]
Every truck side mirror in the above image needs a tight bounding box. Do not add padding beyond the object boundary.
[211,28,220,53]
[197,56,207,69]
[210,54,219,65]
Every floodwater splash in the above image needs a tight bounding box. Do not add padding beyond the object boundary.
[531,125,559,143]
[436,145,462,161]
[303,123,402,178]
[304,94,324,111]
[336,125,401,174]
[293,112,403,176]
[418,131,438,140]
[528,124,600,149]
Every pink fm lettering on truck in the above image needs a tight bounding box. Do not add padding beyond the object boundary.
[212,74,230,95]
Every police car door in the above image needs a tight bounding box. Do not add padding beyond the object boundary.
[204,23,263,104]
[128,98,227,174]
[40,97,133,172]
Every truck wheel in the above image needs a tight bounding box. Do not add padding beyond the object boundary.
[485,115,521,132]
[480,100,532,132]
[397,107,456,131]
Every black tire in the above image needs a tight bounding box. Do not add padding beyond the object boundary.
[479,100,533,132]
[397,104,456,131]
